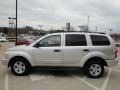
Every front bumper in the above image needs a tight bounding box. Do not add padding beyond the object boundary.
[106,59,119,67]
[1,59,9,66]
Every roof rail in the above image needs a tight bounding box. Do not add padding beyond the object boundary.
[49,31,106,34]
[88,31,106,34]
[57,31,106,34]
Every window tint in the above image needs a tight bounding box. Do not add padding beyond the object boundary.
[65,34,87,46]
[90,35,110,46]
[39,35,61,47]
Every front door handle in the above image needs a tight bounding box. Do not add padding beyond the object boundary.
[54,49,61,52]
[83,49,90,52]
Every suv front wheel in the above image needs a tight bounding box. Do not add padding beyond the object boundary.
[11,58,30,76]
[84,61,104,78]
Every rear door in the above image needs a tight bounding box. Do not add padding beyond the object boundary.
[63,33,90,66]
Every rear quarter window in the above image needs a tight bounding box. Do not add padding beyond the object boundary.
[90,35,110,46]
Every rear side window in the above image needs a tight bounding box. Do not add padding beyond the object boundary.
[90,35,110,46]
[65,34,87,46]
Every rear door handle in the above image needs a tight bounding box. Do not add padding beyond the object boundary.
[54,49,61,52]
[83,49,90,52]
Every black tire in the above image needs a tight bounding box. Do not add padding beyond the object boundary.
[84,61,104,78]
[11,58,30,76]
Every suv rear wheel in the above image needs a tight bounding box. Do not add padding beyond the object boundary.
[11,58,30,76]
[84,61,104,78]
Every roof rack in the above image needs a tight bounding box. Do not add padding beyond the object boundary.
[49,30,106,34]
[86,31,106,34]
[58,31,106,34]
[72,31,106,34]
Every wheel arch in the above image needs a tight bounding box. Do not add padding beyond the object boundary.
[8,56,31,67]
[83,57,107,68]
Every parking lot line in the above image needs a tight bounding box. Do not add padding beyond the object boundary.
[4,73,9,90]
[100,68,111,90]
[105,67,120,73]
[111,68,120,73]
[71,74,100,90]
[29,72,54,81]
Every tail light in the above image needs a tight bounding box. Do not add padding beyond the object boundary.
[114,49,118,59]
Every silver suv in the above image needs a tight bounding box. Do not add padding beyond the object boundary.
[2,32,118,78]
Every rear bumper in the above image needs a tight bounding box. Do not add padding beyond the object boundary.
[106,59,119,67]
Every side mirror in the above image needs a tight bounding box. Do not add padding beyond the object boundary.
[116,44,120,47]
[34,43,40,48]
[34,42,48,48]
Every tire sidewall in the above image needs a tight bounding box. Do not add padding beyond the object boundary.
[85,61,104,78]
[11,58,30,76]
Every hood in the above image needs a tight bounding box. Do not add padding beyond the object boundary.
[7,45,27,51]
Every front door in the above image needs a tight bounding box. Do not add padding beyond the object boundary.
[33,34,62,66]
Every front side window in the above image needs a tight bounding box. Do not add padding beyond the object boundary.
[65,34,87,46]
[38,35,61,47]
[90,35,110,46]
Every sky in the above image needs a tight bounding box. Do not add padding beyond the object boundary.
[0,0,120,33]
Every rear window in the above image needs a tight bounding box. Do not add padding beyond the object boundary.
[90,35,110,46]
[65,34,87,46]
